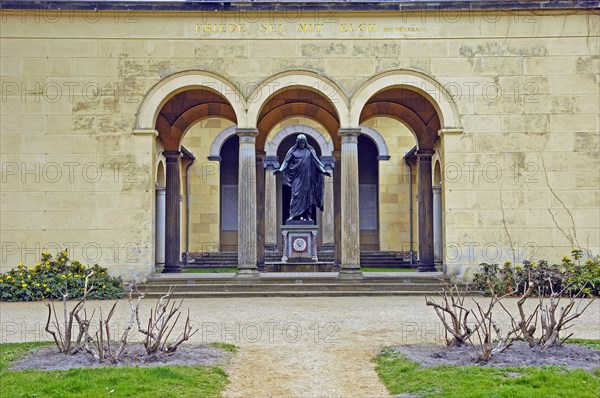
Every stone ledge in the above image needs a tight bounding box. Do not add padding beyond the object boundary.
[3,1,597,12]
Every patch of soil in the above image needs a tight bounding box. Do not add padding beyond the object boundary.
[11,344,232,371]
[392,341,600,371]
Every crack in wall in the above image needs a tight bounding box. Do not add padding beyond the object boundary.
[499,192,517,264]
[539,156,581,249]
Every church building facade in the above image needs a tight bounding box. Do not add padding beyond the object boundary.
[1,1,598,280]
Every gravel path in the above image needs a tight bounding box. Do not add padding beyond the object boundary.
[1,296,598,397]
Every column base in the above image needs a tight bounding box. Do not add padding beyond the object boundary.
[321,243,335,252]
[417,263,437,272]
[339,268,363,279]
[235,269,260,278]
[162,264,182,273]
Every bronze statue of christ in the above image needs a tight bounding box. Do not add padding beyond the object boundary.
[274,134,331,222]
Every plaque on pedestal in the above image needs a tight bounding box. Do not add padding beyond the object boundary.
[281,222,319,263]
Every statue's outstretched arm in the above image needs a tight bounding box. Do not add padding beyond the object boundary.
[309,147,331,177]
[274,146,294,175]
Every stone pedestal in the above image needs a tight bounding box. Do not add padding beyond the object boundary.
[281,222,319,262]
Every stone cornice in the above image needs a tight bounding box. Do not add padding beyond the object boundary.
[2,1,598,12]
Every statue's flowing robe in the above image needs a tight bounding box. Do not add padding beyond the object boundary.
[281,144,325,219]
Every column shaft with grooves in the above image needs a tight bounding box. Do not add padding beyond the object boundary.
[339,129,362,276]
[236,128,259,275]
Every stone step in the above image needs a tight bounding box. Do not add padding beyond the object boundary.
[138,290,475,298]
[139,283,450,293]
[148,275,448,285]
[147,278,449,285]
[141,272,462,297]
[188,251,412,268]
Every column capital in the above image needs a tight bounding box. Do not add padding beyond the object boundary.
[338,128,361,142]
[163,150,182,161]
[438,128,464,136]
[133,128,158,137]
[416,149,435,159]
[236,128,259,138]
[320,156,335,170]
[263,155,280,170]
[207,155,222,161]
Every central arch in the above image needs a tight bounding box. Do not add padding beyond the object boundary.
[246,71,351,130]
[265,124,333,157]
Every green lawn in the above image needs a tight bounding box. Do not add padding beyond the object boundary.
[183,267,238,273]
[182,267,418,273]
[375,341,600,398]
[0,342,229,398]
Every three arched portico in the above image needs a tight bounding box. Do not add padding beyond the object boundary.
[140,69,461,275]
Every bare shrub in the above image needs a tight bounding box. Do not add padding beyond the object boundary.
[44,282,197,363]
[426,274,596,363]
[425,283,475,347]
[133,286,198,354]
[44,271,95,355]
[538,284,595,348]
[470,290,517,362]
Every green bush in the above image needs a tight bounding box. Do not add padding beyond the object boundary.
[0,250,123,302]
[473,249,599,297]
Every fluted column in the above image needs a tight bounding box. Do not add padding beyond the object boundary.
[321,156,335,250]
[433,184,443,264]
[155,186,166,267]
[417,149,436,272]
[263,156,280,251]
[236,128,259,277]
[163,150,182,273]
[339,129,362,277]
[333,151,341,269]
[256,151,266,271]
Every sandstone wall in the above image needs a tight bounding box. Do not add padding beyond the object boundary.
[1,9,598,279]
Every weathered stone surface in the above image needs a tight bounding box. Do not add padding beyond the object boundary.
[0,8,598,280]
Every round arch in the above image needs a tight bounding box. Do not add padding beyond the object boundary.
[358,125,390,160]
[136,70,247,130]
[265,124,333,157]
[350,69,462,130]
[245,71,351,129]
[433,155,443,185]
[155,158,166,187]
[208,125,238,160]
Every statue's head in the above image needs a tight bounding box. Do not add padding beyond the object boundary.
[296,134,307,149]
